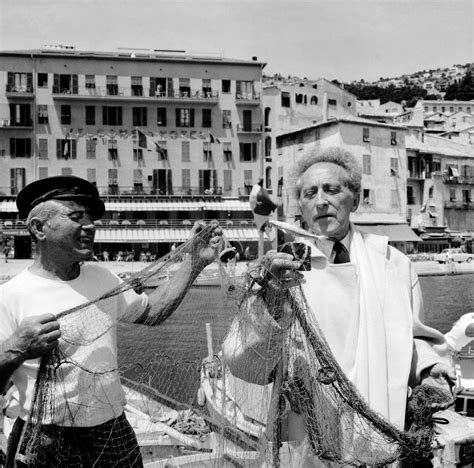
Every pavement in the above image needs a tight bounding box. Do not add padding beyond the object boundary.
[1,258,474,283]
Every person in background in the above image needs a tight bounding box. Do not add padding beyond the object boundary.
[3,243,11,263]
[102,249,109,261]
[223,147,455,465]
[0,175,223,468]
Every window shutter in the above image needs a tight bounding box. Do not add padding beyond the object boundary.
[143,108,147,126]
[72,140,77,159]
[190,109,195,127]
[9,104,16,122]
[150,77,156,96]
[26,139,31,158]
[199,169,204,188]
[10,168,16,193]
[212,170,218,189]
[27,73,33,91]
[167,78,174,96]
[175,109,180,127]
[56,139,62,159]
[236,81,241,96]
[252,142,257,161]
[7,72,13,88]
[102,107,107,125]
[239,143,244,161]
[72,74,78,94]
[167,170,173,192]
[118,107,122,126]
[10,138,16,158]
[53,74,59,93]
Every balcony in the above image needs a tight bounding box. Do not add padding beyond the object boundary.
[52,86,219,104]
[236,93,261,105]
[5,84,34,98]
[236,124,263,133]
[0,118,33,129]
[444,201,473,210]
[443,175,474,185]
[93,218,256,229]
[96,185,224,198]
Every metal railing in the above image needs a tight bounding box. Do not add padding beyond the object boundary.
[236,124,264,133]
[235,93,261,101]
[5,84,34,94]
[444,201,473,209]
[443,175,474,185]
[98,185,225,197]
[0,118,33,128]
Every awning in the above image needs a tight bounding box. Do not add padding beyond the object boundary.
[94,228,260,243]
[0,199,252,213]
[355,224,421,242]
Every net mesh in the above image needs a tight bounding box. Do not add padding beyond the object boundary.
[11,231,453,467]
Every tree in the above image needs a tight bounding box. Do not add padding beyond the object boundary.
[444,71,474,100]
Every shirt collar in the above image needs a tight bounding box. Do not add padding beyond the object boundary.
[315,228,352,261]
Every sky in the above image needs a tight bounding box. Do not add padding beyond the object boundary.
[0,0,472,83]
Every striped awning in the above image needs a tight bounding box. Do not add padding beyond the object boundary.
[0,199,252,213]
[94,227,260,243]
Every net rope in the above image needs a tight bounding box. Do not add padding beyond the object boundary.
[12,233,453,467]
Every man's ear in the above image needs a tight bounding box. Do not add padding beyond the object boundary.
[351,192,360,212]
[29,217,46,240]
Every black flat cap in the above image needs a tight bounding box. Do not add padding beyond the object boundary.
[16,176,105,220]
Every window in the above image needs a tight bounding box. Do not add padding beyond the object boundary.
[179,78,191,97]
[244,170,253,193]
[265,136,271,157]
[391,189,399,207]
[441,106,446,113]
[108,169,118,194]
[156,140,167,160]
[450,188,456,202]
[7,72,32,92]
[362,154,371,175]
[199,169,218,194]
[362,189,373,205]
[39,167,48,179]
[328,98,337,106]
[240,142,257,162]
[157,107,167,126]
[463,189,471,204]
[222,80,231,93]
[202,79,212,96]
[176,108,194,127]
[10,168,26,195]
[131,76,143,96]
[390,158,398,175]
[108,140,118,160]
[10,138,32,158]
[428,186,434,198]
[203,142,212,161]
[102,106,122,125]
[223,142,232,162]
[132,107,147,126]
[106,75,118,95]
[295,94,304,104]
[133,148,143,162]
[281,92,290,107]
[236,80,255,99]
[433,106,437,112]
[38,139,48,159]
[37,73,48,87]
[85,75,96,89]
[363,127,370,143]
[407,186,415,205]
[390,131,397,145]
[179,169,191,194]
[56,138,76,159]
[450,106,454,113]
[202,109,212,128]
[298,135,304,150]
[310,96,318,105]
[133,169,144,193]
[314,129,320,141]
[10,103,31,126]
[86,138,96,159]
[182,141,190,162]
[85,106,95,125]
[38,105,48,124]
[53,73,78,94]
[87,168,96,185]
[60,105,71,125]
[223,169,232,193]
[222,110,232,129]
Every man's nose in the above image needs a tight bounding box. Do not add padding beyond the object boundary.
[82,216,96,229]
[314,191,329,207]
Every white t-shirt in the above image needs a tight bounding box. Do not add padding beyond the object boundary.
[0,263,148,427]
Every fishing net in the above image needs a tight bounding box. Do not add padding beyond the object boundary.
[9,228,453,467]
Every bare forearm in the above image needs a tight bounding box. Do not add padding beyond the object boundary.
[0,338,25,393]
[135,256,206,326]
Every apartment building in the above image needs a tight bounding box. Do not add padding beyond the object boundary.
[275,117,419,253]
[262,77,357,194]
[0,47,268,258]
[417,100,474,115]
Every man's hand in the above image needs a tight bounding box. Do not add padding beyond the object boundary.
[189,220,224,270]
[261,250,304,289]
[420,362,457,410]
[8,314,61,361]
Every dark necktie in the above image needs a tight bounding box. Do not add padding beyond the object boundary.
[333,241,350,264]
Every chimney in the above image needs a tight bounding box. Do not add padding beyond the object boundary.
[252,56,258,61]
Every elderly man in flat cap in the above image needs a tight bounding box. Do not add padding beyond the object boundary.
[0,175,223,467]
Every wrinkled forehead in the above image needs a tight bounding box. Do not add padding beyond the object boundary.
[299,162,351,187]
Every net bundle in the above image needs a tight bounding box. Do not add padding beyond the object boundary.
[12,233,453,467]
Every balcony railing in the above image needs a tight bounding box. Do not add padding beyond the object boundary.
[444,201,473,209]
[0,118,33,128]
[236,124,264,133]
[97,185,224,198]
[52,86,219,102]
[5,84,34,95]
[236,93,261,103]
[443,175,474,185]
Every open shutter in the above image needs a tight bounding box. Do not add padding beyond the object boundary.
[56,139,62,159]
[212,170,218,189]
[150,77,156,96]
[72,139,77,159]
[239,143,243,162]
[199,170,204,190]
[53,74,59,93]
[236,81,241,97]
[167,78,174,97]
[72,74,78,94]
[10,139,16,158]
[190,109,195,127]
[167,169,173,193]
[27,73,33,92]
[26,139,32,158]
[7,72,14,91]
[252,142,257,161]
[175,109,180,127]
[10,168,16,194]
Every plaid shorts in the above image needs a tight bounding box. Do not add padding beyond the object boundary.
[6,412,143,467]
